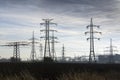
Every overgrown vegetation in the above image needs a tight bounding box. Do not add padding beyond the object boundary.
[0,62,120,80]
[58,71,120,80]
[0,71,120,80]
[0,71,36,80]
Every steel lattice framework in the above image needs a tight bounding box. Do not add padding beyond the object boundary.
[1,41,28,62]
[40,19,57,60]
[30,31,38,61]
[104,39,118,63]
[85,18,101,62]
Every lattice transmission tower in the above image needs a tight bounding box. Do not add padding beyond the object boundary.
[104,39,118,63]
[85,18,101,62]
[39,43,43,59]
[1,41,28,62]
[50,30,58,60]
[29,31,38,61]
[62,44,65,61]
[40,19,57,60]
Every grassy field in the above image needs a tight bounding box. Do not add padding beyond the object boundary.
[58,71,120,80]
[0,71,36,80]
[0,62,120,80]
[0,71,120,80]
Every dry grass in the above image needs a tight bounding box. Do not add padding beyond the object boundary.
[57,71,120,80]
[0,71,120,80]
[0,71,36,80]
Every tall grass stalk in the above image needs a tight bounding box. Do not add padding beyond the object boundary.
[58,71,120,80]
[0,71,36,80]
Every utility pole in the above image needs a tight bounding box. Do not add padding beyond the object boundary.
[30,31,37,61]
[85,18,101,62]
[40,19,57,61]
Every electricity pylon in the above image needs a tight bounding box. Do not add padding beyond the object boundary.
[85,18,101,62]
[109,39,114,63]
[1,41,28,62]
[29,31,38,61]
[39,43,43,59]
[39,28,43,59]
[104,39,118,63]
[50,30,58,60]
[62,44,65,61]
[40,19,57,60]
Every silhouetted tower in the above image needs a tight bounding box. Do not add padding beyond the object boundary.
[40,19,57,60]
[85,18,101,62]
[39,43,43,58]
[62,44,65,60]
[30,31,37,61]
[104,39,118,63]
[1,42,28,62]
[109,39,114,63]
[50,30,58,60]
[13,42,20,60]
[39,29,43,59]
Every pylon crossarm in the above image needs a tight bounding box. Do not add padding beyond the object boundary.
[49,36,58,39]
[94,38,100,40]
[85,31,90,35]
[93,25,100,28]
[49,30,57,32]
[93,31,101,34]
[49,23,57,25]
[40,23,45,25]
[42,19,53,21]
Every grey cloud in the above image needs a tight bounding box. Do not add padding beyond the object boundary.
[39,0,117,16]
[0,0,120,26]
[0,0,118,16]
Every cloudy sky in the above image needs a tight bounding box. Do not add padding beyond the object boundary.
[0,0,120,60]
